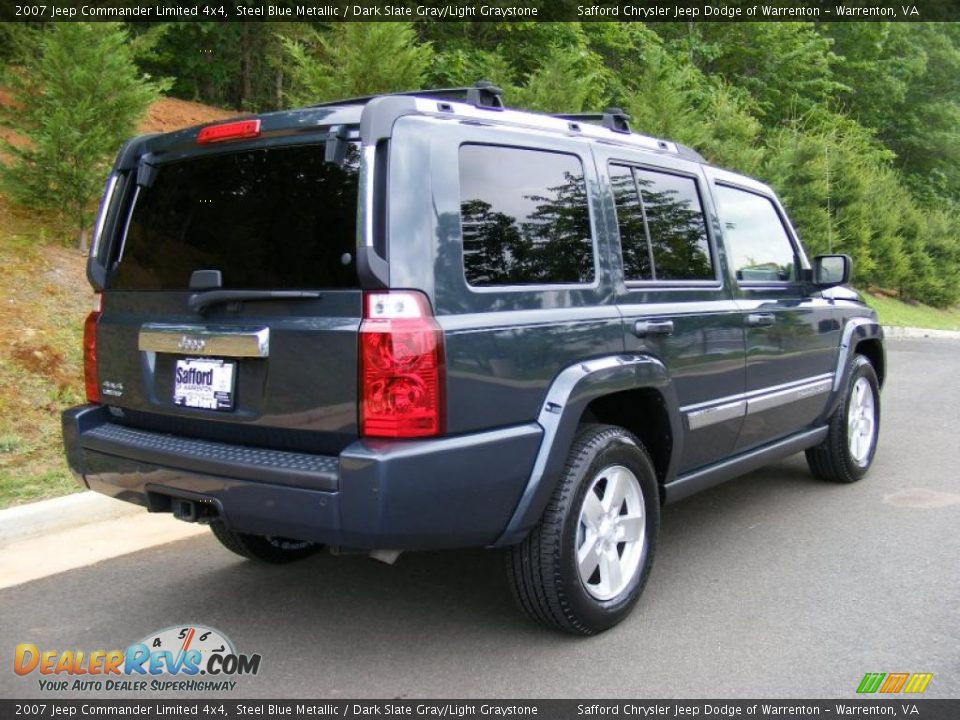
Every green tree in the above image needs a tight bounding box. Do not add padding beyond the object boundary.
[620,42,763,174]
[132,22,288,111]
[279,23,434,105]
[0,23,164,249]
[880,24,960,203]
[656,22,844,124]
[429,47,515,92]
[512,45,607,113]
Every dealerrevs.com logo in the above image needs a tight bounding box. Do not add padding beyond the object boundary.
[13,625,261,693]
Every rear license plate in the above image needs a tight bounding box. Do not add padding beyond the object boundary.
[173,358,236,411]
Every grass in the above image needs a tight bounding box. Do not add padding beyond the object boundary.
[0,95,237,510]
[0,199,87,508]
[862,290,960,332]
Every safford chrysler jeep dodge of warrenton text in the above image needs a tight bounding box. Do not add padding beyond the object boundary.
[63,82,885,634]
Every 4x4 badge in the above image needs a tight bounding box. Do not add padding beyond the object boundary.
[178,335,206,352]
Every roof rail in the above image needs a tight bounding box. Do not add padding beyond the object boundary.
[554,107,631,134]
[317,83,709,164]
[312,80,504,111]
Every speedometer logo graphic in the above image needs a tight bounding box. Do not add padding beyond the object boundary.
[135,625,236,674]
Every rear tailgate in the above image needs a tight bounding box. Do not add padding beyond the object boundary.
[96,291,361,455]
[91,113,365,457]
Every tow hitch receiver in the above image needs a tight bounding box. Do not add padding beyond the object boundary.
[172,498,198,522]
[147,488,221,524]
[171,497,220,523]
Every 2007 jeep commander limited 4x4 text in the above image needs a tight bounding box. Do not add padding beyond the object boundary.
[63,83,885,635]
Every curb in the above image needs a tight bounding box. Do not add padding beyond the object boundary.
[0,491,141,546]
[882,325,960,340]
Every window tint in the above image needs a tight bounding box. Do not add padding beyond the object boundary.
[609,165,652,280]
[610,164,713,282]
[459,145,594,286]
[713,184,798,283]
[113,143,359,290]
[635,169,713,281]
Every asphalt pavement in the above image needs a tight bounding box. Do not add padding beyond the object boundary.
[2,338,958,699]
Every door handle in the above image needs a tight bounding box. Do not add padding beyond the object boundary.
[745,313,776,327]
[632,319,674,338]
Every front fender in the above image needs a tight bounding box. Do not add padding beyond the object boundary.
[491,354,681,547]
[818,318,884,423]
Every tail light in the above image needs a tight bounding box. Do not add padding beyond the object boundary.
[83,293,102,404]
[359,291,445,438]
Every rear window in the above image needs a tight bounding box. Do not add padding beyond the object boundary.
[112,143,359,290]
[458,144,595,287]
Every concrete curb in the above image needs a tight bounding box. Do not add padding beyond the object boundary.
[0,491,141,546]
[883,325,960,341]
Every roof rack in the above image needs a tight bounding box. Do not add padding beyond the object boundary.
[554,107,631,134]
[312,82,708,164]
[312,80,504,110]
[554,108,707,162]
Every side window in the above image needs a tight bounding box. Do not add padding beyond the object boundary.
[609,165,652,280]
[610,164,713,282]
[458,144,594,287]
[635,169,713,281]
[713,184,798,283]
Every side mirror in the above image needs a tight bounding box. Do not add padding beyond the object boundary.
[812,254,852,288]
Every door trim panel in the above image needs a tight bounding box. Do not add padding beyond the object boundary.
[746,377,832,415]
[681,373,833,429]
[687,400,746,430]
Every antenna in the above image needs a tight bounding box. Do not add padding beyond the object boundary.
[825,142,833,253]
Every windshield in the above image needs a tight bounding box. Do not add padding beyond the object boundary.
[111,142,360,291]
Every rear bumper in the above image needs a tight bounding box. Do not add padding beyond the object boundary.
[62,405,541,550]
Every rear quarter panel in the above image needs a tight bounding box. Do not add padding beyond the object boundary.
[387,117,624,434]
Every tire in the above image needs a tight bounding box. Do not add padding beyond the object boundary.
[209,521,321,564]
[506,424,660,635]
[805,354,881,483]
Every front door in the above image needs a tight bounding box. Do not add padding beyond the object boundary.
[709,179,840,452]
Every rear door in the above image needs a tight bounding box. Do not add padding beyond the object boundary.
[708,175,840,451]
[597,149,747,473]
[92,130,365,456]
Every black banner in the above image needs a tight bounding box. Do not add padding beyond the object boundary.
[1,0,959,23]
[1,700,960,720]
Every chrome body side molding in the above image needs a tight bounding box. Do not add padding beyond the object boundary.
[682,374,834,430]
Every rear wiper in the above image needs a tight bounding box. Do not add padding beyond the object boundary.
[189,290,321,315]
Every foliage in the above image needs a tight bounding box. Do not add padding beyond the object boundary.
[0,23,164,248]
[280,23,434,105]
[511,45,606,113]
[1,19,958,306]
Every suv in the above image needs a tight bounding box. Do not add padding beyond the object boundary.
[62,83,885,635]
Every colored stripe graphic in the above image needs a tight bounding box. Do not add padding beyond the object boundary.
[857,672,933,694]
[903,673,933,694]
[857,673,886,694]
[880,673,909,693]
